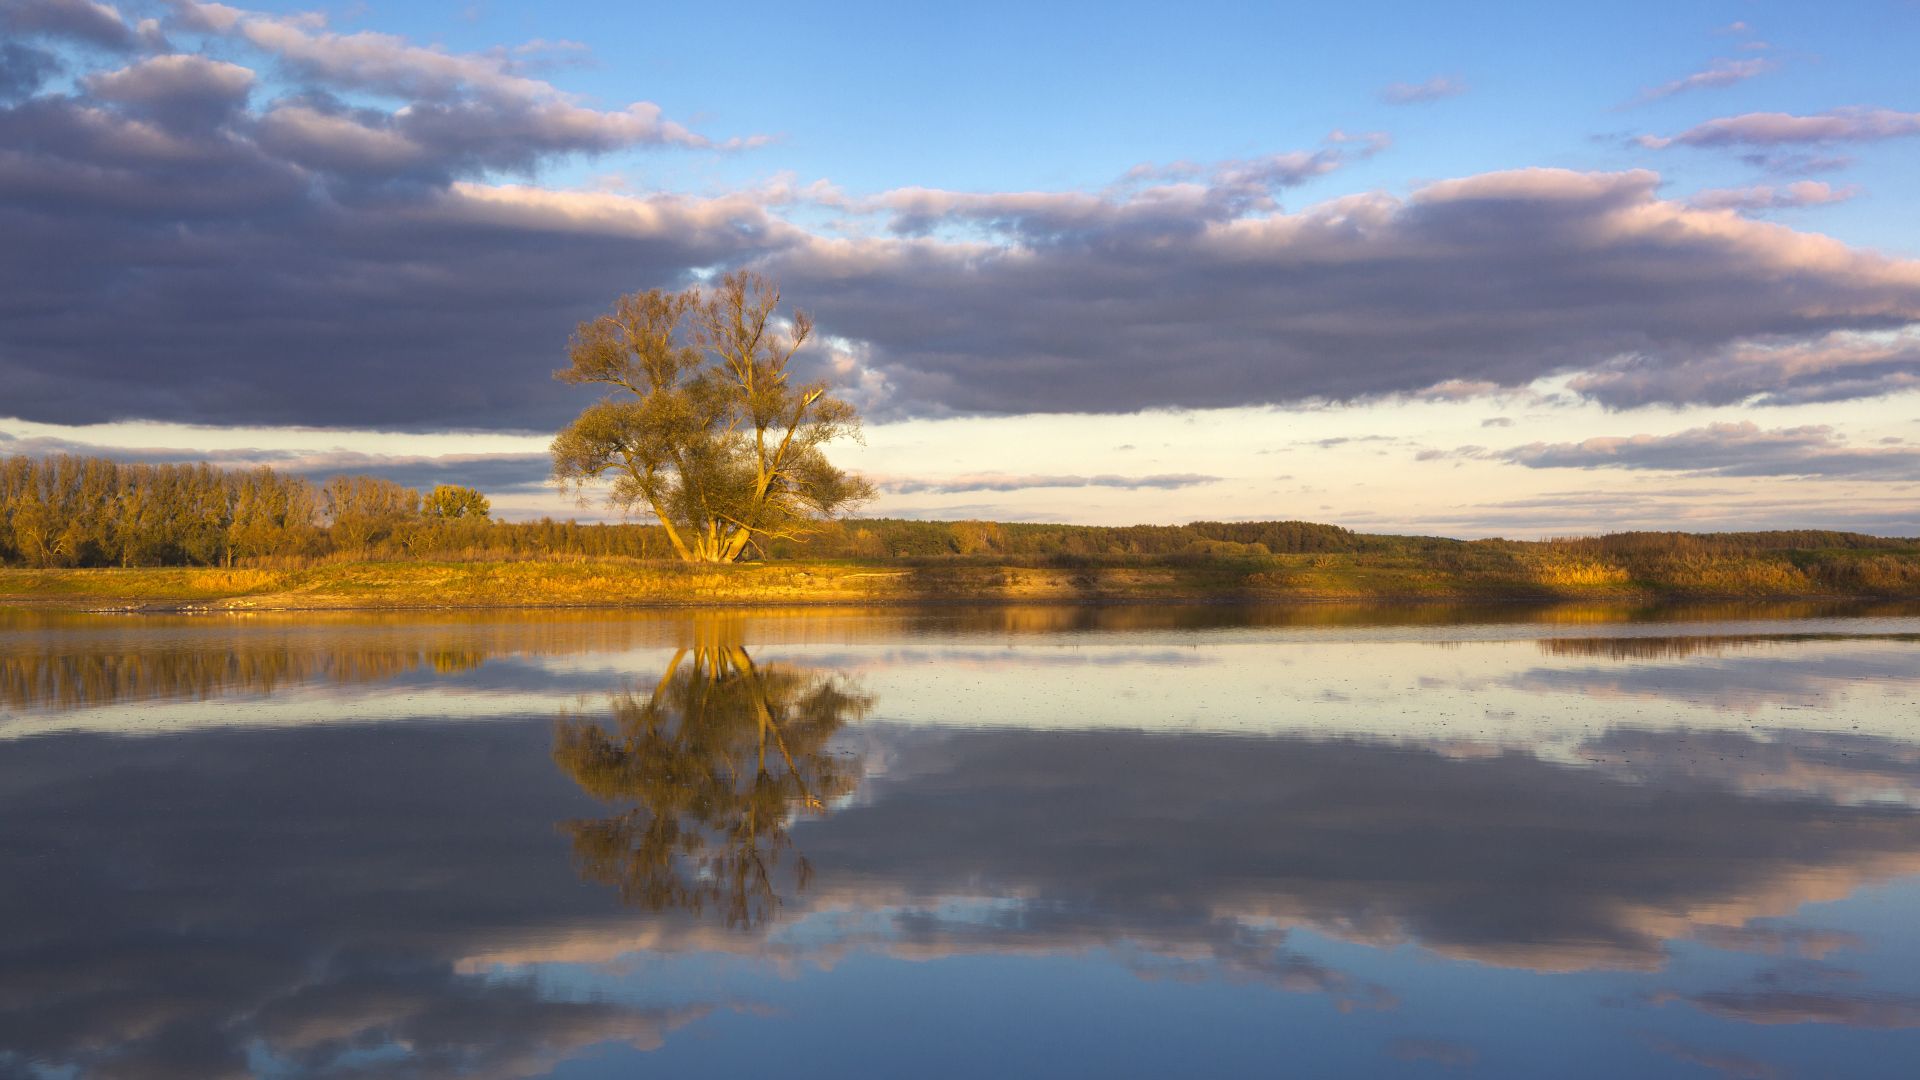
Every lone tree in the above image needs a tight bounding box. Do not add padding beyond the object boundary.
[421,484,490,520]
[551,271,873,563]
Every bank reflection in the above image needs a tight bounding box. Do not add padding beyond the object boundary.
[553,620,869,927]
[7,601,1917,716]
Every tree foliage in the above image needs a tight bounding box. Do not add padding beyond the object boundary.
[551,271,874,563]
[422,484,491,520]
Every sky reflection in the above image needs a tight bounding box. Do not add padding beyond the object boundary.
[3,608,1918,1077]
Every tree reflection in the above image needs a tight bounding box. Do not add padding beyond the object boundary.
[552,618,870,927]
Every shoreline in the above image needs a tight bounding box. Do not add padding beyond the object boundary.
[4,558,1919,614]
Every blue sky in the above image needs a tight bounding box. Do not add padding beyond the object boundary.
[1,0,1918,533]
[373,0,1920,241]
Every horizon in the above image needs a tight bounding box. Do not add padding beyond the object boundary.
[3,0,1919,536]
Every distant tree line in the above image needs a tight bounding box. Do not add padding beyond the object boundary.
[3,453,1913,571]
[0,455,522,568]
[783,518,1362,559]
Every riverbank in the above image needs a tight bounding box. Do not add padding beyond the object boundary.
[4,548,1918,610]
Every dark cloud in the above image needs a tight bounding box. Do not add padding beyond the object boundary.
[1501,422,1920,478]
[0,0,138,51]
[1669,989,1920,1029]
[83,54,256,124]
[0,434,555,501]
[280,451,554,495]
[1569,333,1920,408]
[0,5,776,430]
[773,169,1920,417]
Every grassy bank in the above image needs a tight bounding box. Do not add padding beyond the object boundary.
[5,544,1920,610]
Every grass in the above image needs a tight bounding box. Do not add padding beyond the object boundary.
[4,544,1919,610]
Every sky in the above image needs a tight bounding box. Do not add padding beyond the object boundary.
[1,0,1918,535]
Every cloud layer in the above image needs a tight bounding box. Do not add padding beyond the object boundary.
[1500,421,1920,478]
[0,4,1917,435]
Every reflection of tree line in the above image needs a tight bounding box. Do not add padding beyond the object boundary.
[552,621,869,927]
[0,641,485,711]
[1537,632,1920,660]
[0,612,807,711]
[10,603,1917,712]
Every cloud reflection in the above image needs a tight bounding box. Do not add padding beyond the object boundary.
[3,614,1920,1076]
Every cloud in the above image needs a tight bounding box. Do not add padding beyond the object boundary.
[879,135,1379,239]
[282,450,554,493]
[1380,75,1466,104]
[1337,490,1920,539]
[1389,1037,1478,1067]
[1500,422,1920,479]
[1646,1038,1783,1080]
[877,472,1219,495]
[1742,150,1855,176]
[83,53,255,126]
[165,1,735,179]
[1669,989,1920,1029]
[1693,924,1863,960]
[0,0,137,50]
[0,430,557,503]
[4,15,1920,430]
[1689,180,1858,211]
[1569,331,1920,408]
[1640,107,1920,149]
[769,169,1920,417]
[0,41,61,102]
[1632,58,1775,104]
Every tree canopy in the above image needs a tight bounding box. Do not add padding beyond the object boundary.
[422,484,491,520]
[551,272,874,563]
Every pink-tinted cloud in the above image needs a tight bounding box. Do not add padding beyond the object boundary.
[1380,75,1466,104]
[1689,180,1858,211]
[1632,57,1775,104]
[1500,422,1920,479]
[1641,107,1920,149]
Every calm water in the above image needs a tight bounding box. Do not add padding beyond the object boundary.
[4,603,1920,1079]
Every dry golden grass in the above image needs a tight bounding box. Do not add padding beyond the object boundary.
[4,545,1917,611]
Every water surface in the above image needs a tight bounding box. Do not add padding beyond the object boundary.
[4,604,1919,1078]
